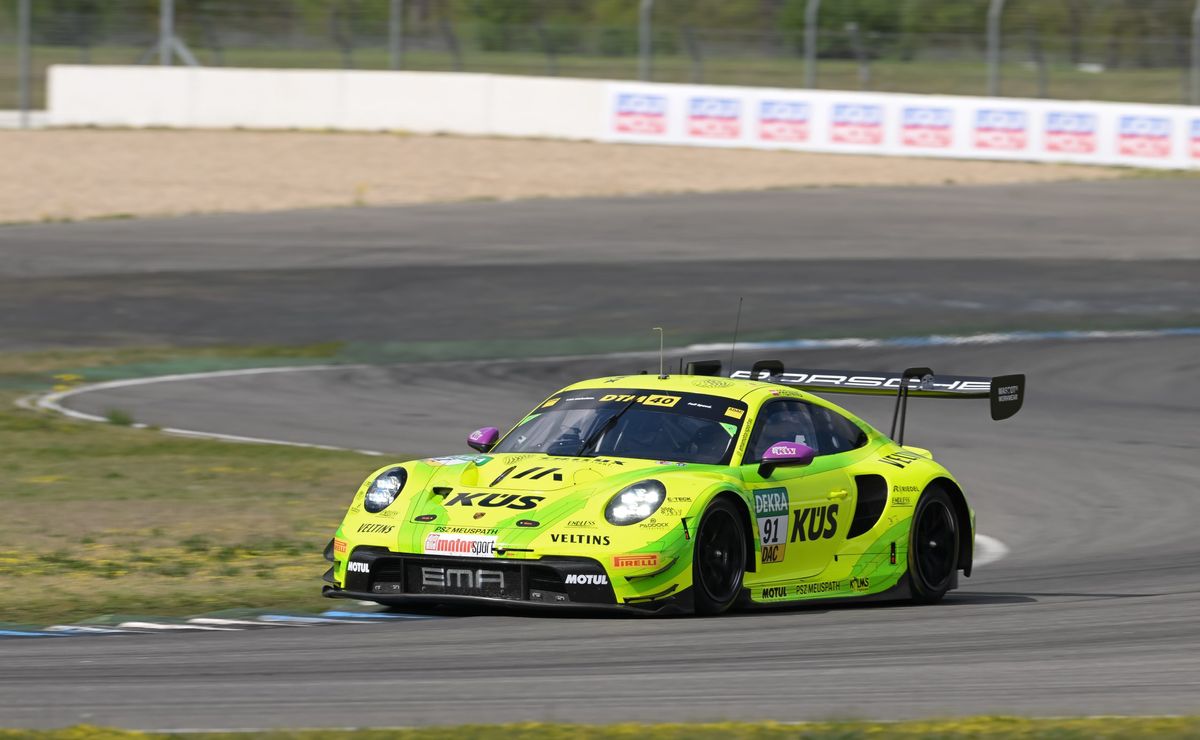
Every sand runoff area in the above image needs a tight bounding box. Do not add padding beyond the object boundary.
[0,129,1125,223]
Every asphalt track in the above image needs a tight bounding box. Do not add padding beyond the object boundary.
[2,179,1199,729]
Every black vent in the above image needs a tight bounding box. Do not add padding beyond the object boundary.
[848,474,888,539]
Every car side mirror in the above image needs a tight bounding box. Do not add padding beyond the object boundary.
[757,441,816,478]
[467,427,500,453]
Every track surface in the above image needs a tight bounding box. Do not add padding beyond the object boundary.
[2,180,1198,350]
[2,179,1199,729]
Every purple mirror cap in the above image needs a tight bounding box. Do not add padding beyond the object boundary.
[762,441,816,464]
[469,427,500,446]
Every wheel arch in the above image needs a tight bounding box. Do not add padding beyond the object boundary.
[928,476,973,577]
[707,489,757,574]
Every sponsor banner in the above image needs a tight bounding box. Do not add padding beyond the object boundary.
[759,100,810,143]
[901,106,953,148]
[974,108,1027,151]
[830,102,884,145]
[613,92,668,136]
[603,83,1194,169]
[423,533,496,558]
[687,96,741,140]
[1045,111,1097,154]
[1117,114,1172,158]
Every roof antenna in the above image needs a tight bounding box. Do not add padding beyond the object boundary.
[653,327,666,378]
[729,297,744,375]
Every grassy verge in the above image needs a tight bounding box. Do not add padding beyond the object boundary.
[4,718,1200,739]
[0,386,372,625]
[0,343,380,625]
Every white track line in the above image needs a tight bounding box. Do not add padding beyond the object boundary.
[117,621,239,631]
[34,364,389,455]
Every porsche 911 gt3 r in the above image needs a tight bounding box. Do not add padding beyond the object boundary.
[323,360,1024,615]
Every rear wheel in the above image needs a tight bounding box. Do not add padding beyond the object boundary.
[692,498,747,616]
[909,486,960,604]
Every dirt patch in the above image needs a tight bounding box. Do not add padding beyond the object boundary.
[0,129,1123,223]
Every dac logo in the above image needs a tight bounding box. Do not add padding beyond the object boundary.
[1118,115,1172,158]
[1045,111,1097,154]
[831,103,884,145]
[1192,119,1200,159]
[759,100,810,142]
[901,106,953,148]
[614,93,667,135]
[974,109,1027,151]
[688,96,741,139]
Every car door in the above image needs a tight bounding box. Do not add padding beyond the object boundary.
[741,399,857,580]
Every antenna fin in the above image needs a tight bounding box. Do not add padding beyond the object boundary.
[729,297,744,373]
[652,327,665,378]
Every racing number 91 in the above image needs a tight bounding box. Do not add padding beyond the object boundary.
[761,517,781,544]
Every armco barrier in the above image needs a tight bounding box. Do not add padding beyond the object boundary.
[48,65,1198,170]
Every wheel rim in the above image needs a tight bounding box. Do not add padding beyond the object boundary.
[915,500,956,590]
[696,508,744,603]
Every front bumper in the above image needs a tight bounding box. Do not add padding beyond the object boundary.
[323,546,690,615]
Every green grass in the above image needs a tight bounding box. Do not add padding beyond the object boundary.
[0,41,1193,109]
[4,717,1200,739]
[0,377,375,625]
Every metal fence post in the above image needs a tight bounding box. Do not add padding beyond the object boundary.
[1191,0,1200,105]
[17,0,31,126]
[389,0,404,70]
[804,0,821,88]
[159,0,174,66]
[638,0,653,81]
[987,0,1006,96]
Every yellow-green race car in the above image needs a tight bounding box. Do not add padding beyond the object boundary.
[323,360,1024,615]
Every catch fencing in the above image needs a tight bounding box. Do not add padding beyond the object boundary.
[49,65,1199,169]
[6,0,1200,121]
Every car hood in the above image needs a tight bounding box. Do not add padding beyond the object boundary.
[406,453,698,529]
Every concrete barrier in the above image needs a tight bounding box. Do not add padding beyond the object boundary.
[48,65,1198,169]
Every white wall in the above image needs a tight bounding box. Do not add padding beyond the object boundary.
[48,65,1199,170]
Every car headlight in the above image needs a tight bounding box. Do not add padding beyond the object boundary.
[604,479,666,526]
[363,468,407,513]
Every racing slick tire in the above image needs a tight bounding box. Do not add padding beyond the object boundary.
[692,497,748,616]
[909,486,960,604]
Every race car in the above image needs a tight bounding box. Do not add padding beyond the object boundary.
[322,360,1024,615]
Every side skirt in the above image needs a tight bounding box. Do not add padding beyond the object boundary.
[737,574,916,611]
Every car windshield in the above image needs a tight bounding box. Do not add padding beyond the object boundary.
[493,389,747,465]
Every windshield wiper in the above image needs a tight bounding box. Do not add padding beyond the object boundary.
[567,400,637,458]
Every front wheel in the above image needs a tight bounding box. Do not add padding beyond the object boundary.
[691,498,747,616]
[909,486,960,604]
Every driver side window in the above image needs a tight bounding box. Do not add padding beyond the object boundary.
[745,401,817,462]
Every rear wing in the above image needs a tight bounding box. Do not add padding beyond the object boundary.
[713,360,1024,445]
